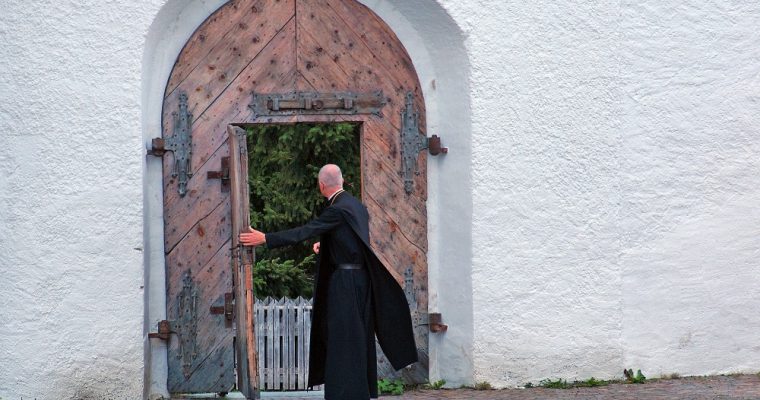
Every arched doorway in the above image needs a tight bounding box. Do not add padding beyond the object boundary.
[153,0,429,396]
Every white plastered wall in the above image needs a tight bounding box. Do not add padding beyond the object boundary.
[440,0,760,387]
[2,0,760,398]
[0,1,164,399]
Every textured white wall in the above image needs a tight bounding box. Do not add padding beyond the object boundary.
[437,0,760,387]
[2,0,760,397]
[443,1,624,386]
[619,2,760,378]
[0,0,162,398]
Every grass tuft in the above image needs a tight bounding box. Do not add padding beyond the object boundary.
[426,379,446,390]
[473,381,493,390]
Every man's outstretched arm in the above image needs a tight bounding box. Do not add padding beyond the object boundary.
[239,207,342,248]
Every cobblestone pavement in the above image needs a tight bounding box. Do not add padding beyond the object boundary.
[260,374,760,400]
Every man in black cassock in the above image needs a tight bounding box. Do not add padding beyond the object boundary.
[240,164,417,400]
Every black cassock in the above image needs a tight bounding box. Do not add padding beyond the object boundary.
[265,191,417,399]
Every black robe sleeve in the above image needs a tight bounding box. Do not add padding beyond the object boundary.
[265,206,342,248]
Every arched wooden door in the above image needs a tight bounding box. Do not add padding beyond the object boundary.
[156,0,429,396]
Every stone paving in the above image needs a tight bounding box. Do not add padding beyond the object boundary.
[260,374,760,400]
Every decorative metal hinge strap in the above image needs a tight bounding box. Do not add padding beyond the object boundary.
[249,90,385,117]
[176,272,199,378]
[399,92,447,194]
[148,91,194,197]
[207,156,230,192]
[147,271,200,377]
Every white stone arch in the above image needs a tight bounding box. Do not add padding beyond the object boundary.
[141,1,473,397]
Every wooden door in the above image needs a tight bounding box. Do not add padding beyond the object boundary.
[160,109,238,394]
[228,125,258,397]
[160,0,429,392]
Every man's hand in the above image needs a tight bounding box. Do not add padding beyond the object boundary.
[239,227,266,247]
[312,242,320,254]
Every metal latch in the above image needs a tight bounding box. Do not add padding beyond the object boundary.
[210,292,235,321]
[207,156,230,192]
[250,90,385,117]
[148,319,175,341]
[415,312,448,333]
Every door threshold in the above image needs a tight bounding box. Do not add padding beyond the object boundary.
[172,391,325,399]
[261,391,325,398]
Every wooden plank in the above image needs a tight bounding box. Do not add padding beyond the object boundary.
[166,237,234,349]
[167,241,236,393]
[296,297,306,390]
[166,198,231,271]
[294,4,429,211]
[326,0,418,94]
[162,133,230,253]
[163,0,295,135]
[296,0,426,126]
[303,299,313,390]
[294,20,428,199]
[275,298,283,390]
[255,299,264,388]
[229,125,257,398]
[163,19,299,250]
[360,130,428,240]
[267,300,275,390]
[279,301,286,390]
[256,298,269,389]
[295,27,430,206]
[166,0,256,96]
[165,16,298,185]
[285,300,294,389]
[245,251,258,393]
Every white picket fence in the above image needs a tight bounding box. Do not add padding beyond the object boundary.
[254,297,322,391]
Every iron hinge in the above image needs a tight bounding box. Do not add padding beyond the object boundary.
[400,92,447,194]
[148,272,199,378]
[148,91,194,197]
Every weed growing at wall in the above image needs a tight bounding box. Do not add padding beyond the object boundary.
[473,381,493,390]
[426,379,446,389]
[624,368,646,384]
[377,378,405,395]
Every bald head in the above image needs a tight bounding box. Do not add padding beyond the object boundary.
[318,164,344,196]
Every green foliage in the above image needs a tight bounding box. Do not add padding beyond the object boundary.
[246,123,361,298]
[576,377,609,387]
[539,378,570,389]
[624,368,646,384]
[537,377,613,389]
[253,255,315,299]
[427,379,446,389]
[377,378,405,395]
